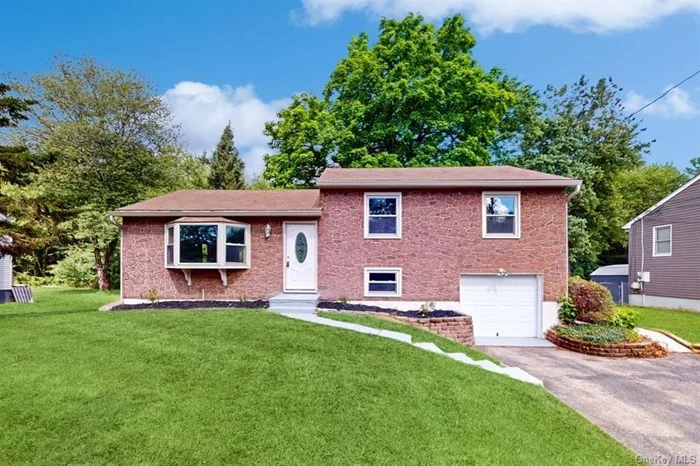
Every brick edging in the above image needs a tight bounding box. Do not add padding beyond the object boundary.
[545,329,668,358]
[320,310,475,347]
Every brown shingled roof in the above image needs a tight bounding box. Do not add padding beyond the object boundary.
[112,190,321,217]
[317,166,580,188]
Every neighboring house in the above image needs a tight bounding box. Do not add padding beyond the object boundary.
[0,212,13,303]
[590,264,629,305]
[624,174,700,311]
[111,166,581,338]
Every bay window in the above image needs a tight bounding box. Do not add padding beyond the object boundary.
[164,220,251,269]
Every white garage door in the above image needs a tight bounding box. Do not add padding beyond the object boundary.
[460,275,539,338]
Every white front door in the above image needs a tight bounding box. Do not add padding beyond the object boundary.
[460,274,540,338]
[284,223,317,291]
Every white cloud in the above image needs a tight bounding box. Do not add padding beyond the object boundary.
[297,0,699,33]
[163,81,289,178]
[624,87,699,119]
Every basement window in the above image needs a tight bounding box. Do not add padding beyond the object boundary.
[364,268,402,297]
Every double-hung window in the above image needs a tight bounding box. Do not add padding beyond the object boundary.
[483,192,520,238]
[166,226,175,265]
[364,268,402,297]
[365,193,401,238]
[165,220,251,268]
[653,225,672,257]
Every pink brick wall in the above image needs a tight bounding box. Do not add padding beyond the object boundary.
[121,188,568,302]
[317,189,568,302]
[121,217,293,300]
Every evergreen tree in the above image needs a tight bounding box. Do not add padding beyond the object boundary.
[209,123,245,189]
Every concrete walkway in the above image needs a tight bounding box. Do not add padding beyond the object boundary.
[637,328,692,353]
[481,346,700,459]
[281,312,543,386]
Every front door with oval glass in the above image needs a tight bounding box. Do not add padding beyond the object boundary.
[284,223,317,291]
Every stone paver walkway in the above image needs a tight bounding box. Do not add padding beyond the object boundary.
[280,312,543,386]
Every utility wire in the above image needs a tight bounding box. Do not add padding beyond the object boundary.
[626,69,700,119]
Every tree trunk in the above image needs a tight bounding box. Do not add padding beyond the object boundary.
[94,243,113,291]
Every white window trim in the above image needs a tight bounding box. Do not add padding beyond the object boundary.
[164,221,251,269]
[364,267,402,297]
[364,192,402,239]
[165,225,175,266]
[652,224,672,257]
[482,191,521,239]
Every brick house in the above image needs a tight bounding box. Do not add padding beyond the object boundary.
[112,166,581,338]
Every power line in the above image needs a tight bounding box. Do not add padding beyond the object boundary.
[626,69,700,119]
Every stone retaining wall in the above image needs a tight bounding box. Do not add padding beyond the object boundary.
[546,329,667,358]
[358,312,475,346]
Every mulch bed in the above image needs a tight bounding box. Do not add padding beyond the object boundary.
[112,300,268,311]
[317,301,463,318]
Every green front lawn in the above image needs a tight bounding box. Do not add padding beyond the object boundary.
[0,288,636,465]
[319,310,499,363]
[622,305,700,343]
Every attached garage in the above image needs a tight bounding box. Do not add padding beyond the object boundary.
[460,274,541,338]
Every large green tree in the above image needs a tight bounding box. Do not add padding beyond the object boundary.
[209,123,245,190]
[686,157,700,177]
[263,14,528,187]
[505,77,650,275]
[614,164,688,225]
[9,57,181,289]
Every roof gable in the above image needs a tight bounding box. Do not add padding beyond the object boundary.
[623,174,700,230]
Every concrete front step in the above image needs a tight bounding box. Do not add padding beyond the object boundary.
[269,293,319,314]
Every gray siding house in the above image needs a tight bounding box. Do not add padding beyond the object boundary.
[624,174,700,311]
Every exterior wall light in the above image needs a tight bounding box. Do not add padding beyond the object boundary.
[264,223,272,238]
[497,268,508,277]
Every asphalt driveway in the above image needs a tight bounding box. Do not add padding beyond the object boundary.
[481,346,700,461]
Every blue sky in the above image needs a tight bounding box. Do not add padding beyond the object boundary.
[2,0,699,177]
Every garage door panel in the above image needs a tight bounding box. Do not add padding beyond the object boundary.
[460,275,539,338]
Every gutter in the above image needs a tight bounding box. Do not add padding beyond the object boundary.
[109,209,323,218]
[318,179,583,189]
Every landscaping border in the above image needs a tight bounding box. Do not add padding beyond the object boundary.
[545,329,667,358]
[319,310,474,346]
[647,328,700,354]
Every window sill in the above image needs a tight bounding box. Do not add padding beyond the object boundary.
[482,234,521,239]
[364,235,402,240]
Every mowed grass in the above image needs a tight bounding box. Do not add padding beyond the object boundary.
[318,310,499,363]
[0,288,637,465]
[622,305,700,343]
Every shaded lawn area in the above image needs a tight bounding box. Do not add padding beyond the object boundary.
[318,310,498,363]
[0,288,637,465]
[621,305,700,343]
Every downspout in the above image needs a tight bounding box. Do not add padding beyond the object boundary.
[566,184,581,201]
[109,214,123,303]
[640,217,645,306]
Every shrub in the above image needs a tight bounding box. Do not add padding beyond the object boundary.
[557,297,577,324]
[14,272,54,287]
[49,246,98,289]
[556,324,641,344]
[568,278,615,323]
[419,301,436,316]
[141,288,159,304]
[612,308,638,329]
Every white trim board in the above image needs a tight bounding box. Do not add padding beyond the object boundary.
[623,173,700,230]
[629,294,700,312]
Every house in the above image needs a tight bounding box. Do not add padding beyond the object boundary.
[624,173,700,311]
[590,264,629,305]
[111,166,582,338]
[0,212,14,304]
